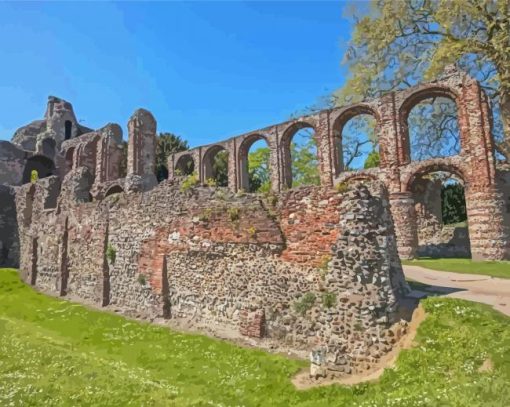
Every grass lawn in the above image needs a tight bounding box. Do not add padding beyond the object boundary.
[402,258,510,279]
[1,268,510,406]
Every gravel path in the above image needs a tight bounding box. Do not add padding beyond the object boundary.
[403,265,510,316]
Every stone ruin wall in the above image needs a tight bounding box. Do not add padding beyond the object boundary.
[3,67,510,376]
[15,168,408,375]
[169,68,510,261]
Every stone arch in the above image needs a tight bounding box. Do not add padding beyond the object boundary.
[399,86,461,163]
[331,105,380,174]
[64,120,73,140]
[175,154,195,176]
[336,170,380,187]
[280,121,318,188]
[104,185,124,198]
[403,160,466,193]
[237,133,271,192]
[22,155,56,184]
[202,145,228,186]
[404,161,471,258]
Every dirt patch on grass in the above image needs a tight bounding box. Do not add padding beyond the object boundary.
[478,358,494,373]
[292,304,427,389]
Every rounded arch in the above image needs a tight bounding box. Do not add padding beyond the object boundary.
[104,184,124,198]
[399,86,461,163]
[280,121,318,189]
[64,120,73,140]
[331,105,380,174]
[336,170,380,186]
[237,133,271,192]
[175,154,195,176]
[406,161,471,258]
[202,144,228,186]
[403,160,466,193]
[22,155,56,184]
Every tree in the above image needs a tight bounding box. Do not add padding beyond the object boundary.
[364,151,380,169]
[341,114,378,170]
[247,147,271,192]
[291,130,320,187]
[212,150,229,186]
[339,0,510,161]
[156,133,189,182]
[441,182,467,224]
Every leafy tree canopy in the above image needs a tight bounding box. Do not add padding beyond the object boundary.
[338,0,510,161]
[247,147,271,192]
[291,129,320,187]
[156,132,189,181]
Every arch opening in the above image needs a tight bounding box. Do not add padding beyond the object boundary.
[104,185,124,198]
[64,120,72,141]
[239,135,271,193]
[334,112,378,173]
[175,154,195,176]
[156,165,169,183]
[410,169,470,259]
[22,156,56,184]
[282,123,319,188]
[203,146,228,187]
[404,94,460,162]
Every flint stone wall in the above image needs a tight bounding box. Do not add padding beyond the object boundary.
[16,174,408,374]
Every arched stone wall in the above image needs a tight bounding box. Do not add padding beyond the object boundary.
[330,104,381,174]
[237,133,272,191]
[202,144,229,186]
[279,120,318,189]
[398,85,461,164]
[174,154,195,176]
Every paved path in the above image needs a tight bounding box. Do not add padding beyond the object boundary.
[403,265,510,317]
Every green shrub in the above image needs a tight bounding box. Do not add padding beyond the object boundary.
[137,274,146,285]
[174,168,182,176]
[293,292,316,315]
[199,208,212,222]
[264,192,278,207]
[248,226,257,237]
[227,207,240,222]
[335,182,349,193]
[321,292,337,308]
[205,177,217,187]
[180,172,199,193]
[106,244,116,264]
[318,255,331,280]
[30,170,39,184]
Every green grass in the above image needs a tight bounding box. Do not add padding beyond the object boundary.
[402,258,510,279]
[1,268,510,406]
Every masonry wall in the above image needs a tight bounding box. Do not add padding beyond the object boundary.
[16,175,409,375]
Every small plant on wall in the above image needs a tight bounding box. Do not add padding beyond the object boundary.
[106,244,116,264]
[228,207,240,222]
[30,170,39,184]
[248,226,257,238]
[321,292,337,308]
[205,177,217,187]
[137,274,147,285]
[180,172,199,193]
[293,292,316,316]
[335,182,349,193]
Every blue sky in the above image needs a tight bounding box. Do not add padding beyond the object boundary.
[0,1,356,147]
